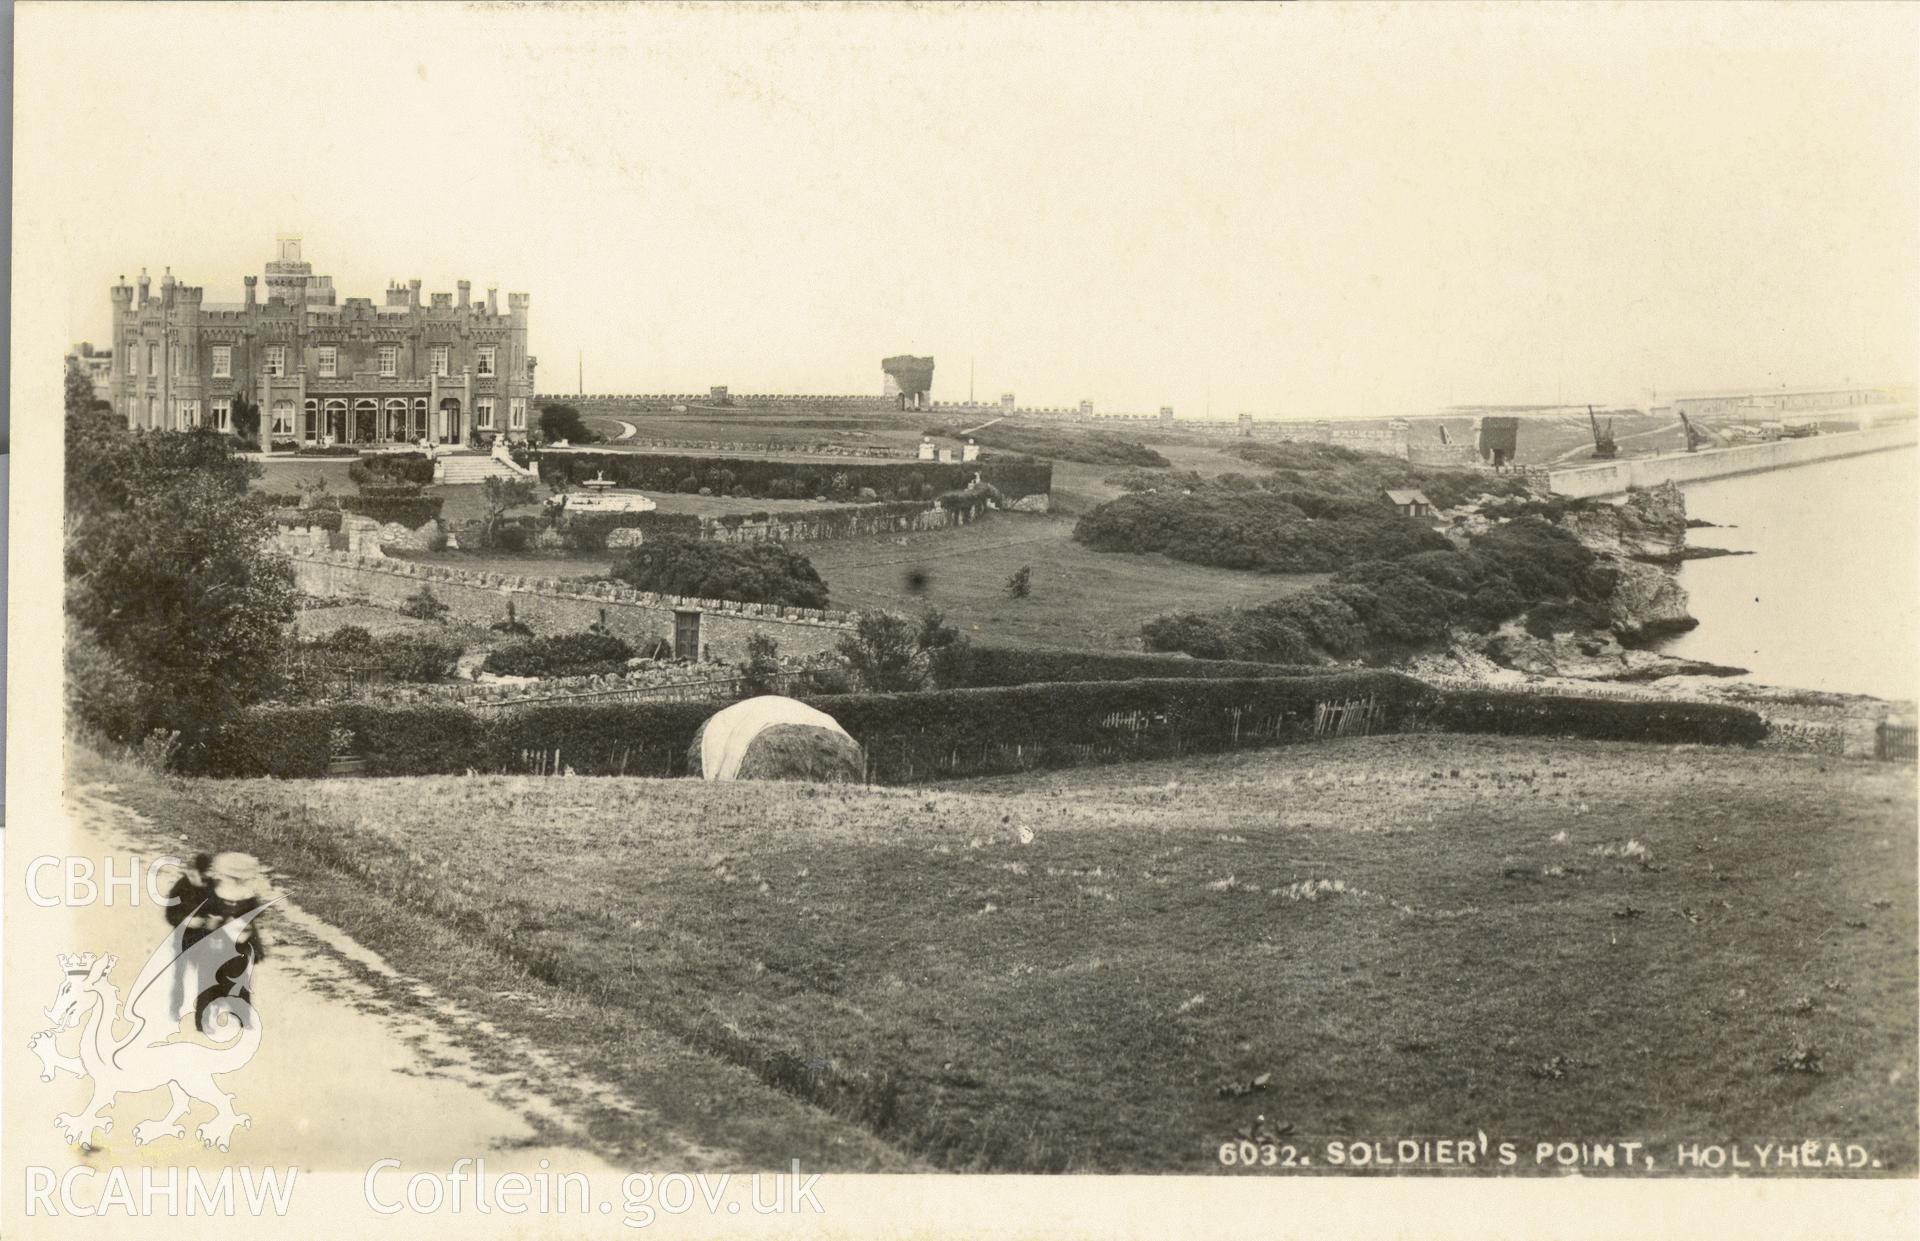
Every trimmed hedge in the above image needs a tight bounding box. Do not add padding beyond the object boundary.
[340,494,444,526]
[1414,688,1769,746]
[482,632,635,678]
[271,508,343,532]
[539,450,1052,503]
[954,647,1319,688]
[352,453,436,486]
[189,675,1767,780]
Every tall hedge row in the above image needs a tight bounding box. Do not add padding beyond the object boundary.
[186,675,1767,780]
[954,647,1320,687]
[538,450,1052,502]
[1416,688,1769,746]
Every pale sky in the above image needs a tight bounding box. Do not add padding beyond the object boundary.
[17,1,1920,418]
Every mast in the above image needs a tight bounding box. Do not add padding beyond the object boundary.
[577,350,583,396]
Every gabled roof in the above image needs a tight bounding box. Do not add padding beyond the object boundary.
[1385,489,1431,507]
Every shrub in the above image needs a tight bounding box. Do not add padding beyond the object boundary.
[271,509,343,532]
[493,525,532,552]
[1006,565,1032,598]
[399,586,450,621]
[538,403,598,444]
[482,632,635,678]
[341,494,445,527]
[613,535,830,609]
[736,633,782,696]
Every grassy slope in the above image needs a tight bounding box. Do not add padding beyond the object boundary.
[799,515,1323,651]
[87,736,1916,1174]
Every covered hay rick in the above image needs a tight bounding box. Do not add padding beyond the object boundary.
[689,696,865,783]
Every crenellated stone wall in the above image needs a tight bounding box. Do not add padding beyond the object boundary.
[279,546,856,661]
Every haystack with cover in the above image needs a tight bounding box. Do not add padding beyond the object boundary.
[689,695,864,783]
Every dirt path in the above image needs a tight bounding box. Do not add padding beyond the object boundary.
[7,785,651,1176]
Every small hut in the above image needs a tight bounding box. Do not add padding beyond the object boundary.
[1385,488,1434,519]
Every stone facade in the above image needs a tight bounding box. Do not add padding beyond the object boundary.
[280,546,856,662]
[110,235,536,446]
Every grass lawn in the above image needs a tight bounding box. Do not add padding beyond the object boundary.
[81,735,1916,1174]
[803,514,1323,650]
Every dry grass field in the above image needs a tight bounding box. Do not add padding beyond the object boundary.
[81,734,1917,1174]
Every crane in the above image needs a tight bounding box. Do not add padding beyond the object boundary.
[1588,405,1617,460]
[1677,409,1717,452]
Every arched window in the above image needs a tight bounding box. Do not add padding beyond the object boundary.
[411,397,428,441]
[354,399,378,443]
[323,399,348,443]
[303,399,319,441]
[385,398,408,441]
[272,400,296,439]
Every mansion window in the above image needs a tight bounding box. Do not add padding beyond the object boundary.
[171,345,183,374]
[477,347,496,377]
[476,397,495,429]
[509,397,526,430]
[270,401,295,436]
[211,397,232,431]
[318,346,338,378]
[264,345,286,377]
[430,345,450,377]
[127,339,140,375]
[179,399,201,429]
[147,342,158,375]
[211,345,232,378]
[379,345,398,377]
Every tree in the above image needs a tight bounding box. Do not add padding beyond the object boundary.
[65,420,296,754]
[480,475,539,548]
[613,534,830,609]
[230,393,262,449]
[1006,565,1032,598]
[836,611,925,693]
[538,403,596,444]
[736,632,782,696]
[65,355,100,417]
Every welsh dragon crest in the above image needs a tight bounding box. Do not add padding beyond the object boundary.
[29,901,274,1151]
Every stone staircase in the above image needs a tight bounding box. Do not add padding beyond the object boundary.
[435,452,531,485]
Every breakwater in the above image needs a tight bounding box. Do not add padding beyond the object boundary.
[1547,421,1917,498]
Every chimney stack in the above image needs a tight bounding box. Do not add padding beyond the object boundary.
[486,285,498,315]
[408,278,422,308]
[457,280,471,309]
[138,268,151,305]
[244,275,257,308]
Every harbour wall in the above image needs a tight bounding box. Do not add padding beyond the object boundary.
[1547,422,1918,498]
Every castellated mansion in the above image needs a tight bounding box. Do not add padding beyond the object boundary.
[110,235,536,445]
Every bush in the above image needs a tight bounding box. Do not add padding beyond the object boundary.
[538,403,598,444]
[294,444,361,457]
[340,494,445,527]
[353,453,436,486]
[481,632,635,678]
[965,426,1170,467]
[736,633,782,696]
[493,525,532,552]
[399,587,450,621]
[271,509,343,532]
[613,535,830,609]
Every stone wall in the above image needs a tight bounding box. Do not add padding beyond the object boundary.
[280,546,856,661]
[698,501,974,544]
